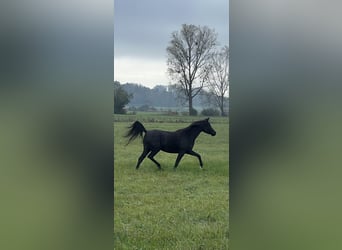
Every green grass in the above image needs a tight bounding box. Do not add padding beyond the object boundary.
[114,115,229,249]
[113,113,229,124]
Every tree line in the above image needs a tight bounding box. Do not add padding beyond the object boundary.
[114,81,228,116]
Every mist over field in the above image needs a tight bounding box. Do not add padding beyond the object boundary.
[119,82,229,112]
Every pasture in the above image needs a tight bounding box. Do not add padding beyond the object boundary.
[114,114,229,249]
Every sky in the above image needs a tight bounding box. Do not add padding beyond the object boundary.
[114,0,229,88]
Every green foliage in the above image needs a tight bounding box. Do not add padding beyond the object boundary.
[122,83,180,108]
[114,115,229,249]
[137,104,157,112]
[137,104,150,112]
[190,107,198,116]
[114,81,132,114]
[201,108,220,117]
[166,110,178,116]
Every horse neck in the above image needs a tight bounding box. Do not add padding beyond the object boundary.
[185,125,202,141]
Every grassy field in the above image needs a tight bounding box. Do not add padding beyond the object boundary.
[114,114,229,249]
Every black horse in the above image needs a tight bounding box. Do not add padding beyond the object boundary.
[125,118,216,170]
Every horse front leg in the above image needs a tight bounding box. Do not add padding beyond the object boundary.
[174,152,185,169]
[187,150,203,168]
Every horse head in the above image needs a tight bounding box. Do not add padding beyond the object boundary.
[201,118,216,136]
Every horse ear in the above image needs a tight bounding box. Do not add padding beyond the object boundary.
[206,117,209,121]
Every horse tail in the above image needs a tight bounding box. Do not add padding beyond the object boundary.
[124,121,147,145]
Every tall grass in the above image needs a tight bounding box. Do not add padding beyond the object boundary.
[114,115,229,249]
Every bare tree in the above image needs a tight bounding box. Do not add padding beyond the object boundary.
[167,24,217,115]
[207,45,229,116]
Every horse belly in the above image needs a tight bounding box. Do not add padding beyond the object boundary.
[160,135,181,153]
[161,147,179,153]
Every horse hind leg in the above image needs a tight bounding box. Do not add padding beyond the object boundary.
[148,149,161,169]
[136,146,150,170]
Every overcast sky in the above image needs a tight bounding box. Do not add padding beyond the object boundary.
[114,0,229,88]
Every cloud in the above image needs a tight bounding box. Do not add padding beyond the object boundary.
[114,0,229,85]
[114,56,170,87]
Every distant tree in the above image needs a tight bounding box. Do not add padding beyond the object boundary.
[153,85,167,92]
[166,24,217,115]
[207,46,229,116]
[122,83,178,108]
[190,107,198,116]
[201,108,220,117]
[114,81,132,114]
[137,104,150,112]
